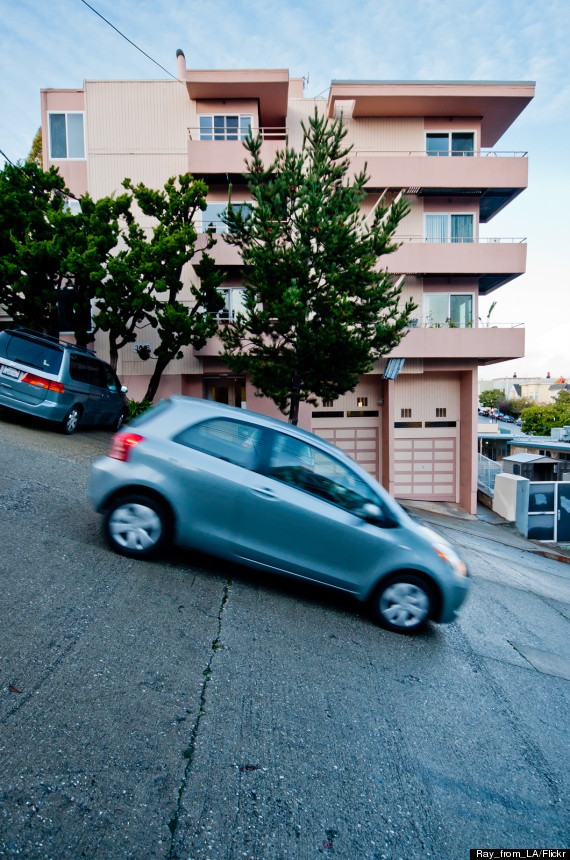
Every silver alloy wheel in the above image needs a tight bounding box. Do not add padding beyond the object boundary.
[63,406,80,434]
[379,581,430,629]
[109,502,163,553]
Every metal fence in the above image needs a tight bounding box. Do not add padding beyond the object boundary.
[478,453,503,496]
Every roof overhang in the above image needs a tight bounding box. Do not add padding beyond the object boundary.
[185,69,290,127]
[327,81,535,147]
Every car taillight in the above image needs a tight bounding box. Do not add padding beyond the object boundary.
[108,432,145,462]
[21,372,65,393]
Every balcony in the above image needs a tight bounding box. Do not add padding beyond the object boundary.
[188,127,286,179]
[386,237,527,293]
[349,150,528,221]
[390,321,525,364]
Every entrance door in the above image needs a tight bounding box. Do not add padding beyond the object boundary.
[204,377,246,408]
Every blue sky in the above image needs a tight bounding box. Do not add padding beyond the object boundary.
[1,0,569,379]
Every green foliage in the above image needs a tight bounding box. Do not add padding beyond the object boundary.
[479,388,505,409]
[127,399,153,421]
[0,161,124,345]
[119,174,225,402]
[219,110,416,424]
[27,128,42,166]
[497,396,533,418]
[521,390,570,435]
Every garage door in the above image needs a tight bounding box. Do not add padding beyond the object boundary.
[393,437,456,502]
[314,426,379,477]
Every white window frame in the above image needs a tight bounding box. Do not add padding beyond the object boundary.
[424,212,475,243]
[47,111,86,160]
[216,287,247,323]
[198,114,253,141]
[423,292,475,328]
[425,129,477,157]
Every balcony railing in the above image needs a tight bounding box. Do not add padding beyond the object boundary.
[188,126,287,141]
[397,236,527,244]
[405,319,523,330]
[351,149,528,158]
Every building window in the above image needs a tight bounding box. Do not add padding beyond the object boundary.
[357,397,368,407]
[424,293,474,328]
[48,113,85,159]
[426,132,474,156]
[216,288,247,322]
[436,408,447,417]
[322,398,334,407]
[200,202,252,233]
[425,214,474,243]
[401,408,412,418]
[198,114,252,141]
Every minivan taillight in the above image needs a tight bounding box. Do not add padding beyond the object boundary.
[108,432,145,462]
[21,372,65,393]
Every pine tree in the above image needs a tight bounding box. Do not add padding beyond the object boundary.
[220,110,416,425]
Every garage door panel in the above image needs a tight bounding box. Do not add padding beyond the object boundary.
[393,436,456,503]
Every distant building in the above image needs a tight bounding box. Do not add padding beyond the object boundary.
[40,58,534,513]
[479,375,569,404]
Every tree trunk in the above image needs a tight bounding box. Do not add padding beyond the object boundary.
[289,396,300,426]
[144,356,170,403]
[109,334,119,372]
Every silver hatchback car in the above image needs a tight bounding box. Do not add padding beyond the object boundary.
[89,397,469,633]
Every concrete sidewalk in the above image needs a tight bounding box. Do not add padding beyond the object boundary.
[401,499,570,565]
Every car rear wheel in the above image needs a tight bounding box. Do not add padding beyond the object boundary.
[105,494,170,559]
[62,405,81,435]
[371,573,433,633]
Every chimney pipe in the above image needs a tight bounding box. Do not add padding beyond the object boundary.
[176,49,186,82]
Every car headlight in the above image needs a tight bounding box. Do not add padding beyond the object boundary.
[420,527,468,578]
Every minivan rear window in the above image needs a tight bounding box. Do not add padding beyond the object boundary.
[0,332,63,374]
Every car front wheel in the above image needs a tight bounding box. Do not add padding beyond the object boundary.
[371,573,434,633]
[105,494,170,559]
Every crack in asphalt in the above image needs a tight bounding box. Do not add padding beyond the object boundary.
[167,580,231,860]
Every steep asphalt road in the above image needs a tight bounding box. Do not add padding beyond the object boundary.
[1,411,568,859]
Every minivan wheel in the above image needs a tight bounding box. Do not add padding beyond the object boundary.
[371,574,433,633]
[112,409,127,432]
[105,494,169,559]
[62,405,81,435]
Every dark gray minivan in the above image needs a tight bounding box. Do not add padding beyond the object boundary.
[0,328,128,434]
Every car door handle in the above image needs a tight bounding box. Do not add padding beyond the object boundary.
[252,487,278,500]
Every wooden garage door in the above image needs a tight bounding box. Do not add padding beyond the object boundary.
[394,437,456,502]
[314,426,379,477]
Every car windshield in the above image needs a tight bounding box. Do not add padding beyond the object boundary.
[0,332,63,373]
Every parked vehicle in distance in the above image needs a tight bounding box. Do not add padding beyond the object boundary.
[89,397,469,634]
[0,328,128,434]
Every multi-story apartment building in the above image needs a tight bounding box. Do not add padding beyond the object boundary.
[40,55,534,513]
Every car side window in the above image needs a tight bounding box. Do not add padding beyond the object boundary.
[69,354,90,384]
[102,365,119,392]
[268,433,379,514]
[174,418,264,471]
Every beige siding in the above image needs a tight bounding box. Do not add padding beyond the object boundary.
[286,98,325,148]
[85,80,193,198]
[395,372,460,420]
[343,117,424,154]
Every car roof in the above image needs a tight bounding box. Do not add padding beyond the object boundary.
[165,395,343,454]
[6,328,97,357]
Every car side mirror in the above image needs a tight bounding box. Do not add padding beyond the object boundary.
[359,502,398,528]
